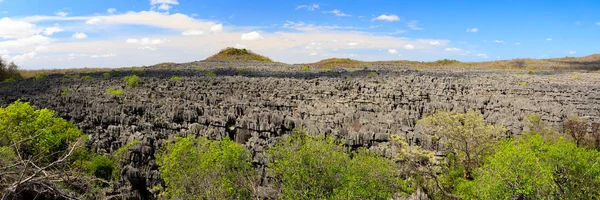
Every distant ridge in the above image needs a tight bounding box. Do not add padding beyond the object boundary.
[204,47,273,62]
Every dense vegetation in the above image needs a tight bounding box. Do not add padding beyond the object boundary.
[1,100,599,199]
[0,58,22,82]
[205,47,274,62]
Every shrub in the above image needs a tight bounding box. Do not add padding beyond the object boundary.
[205,70,217,77]
[571,75,582,79]
[300,66,310,71]
[131,69,144,75]
[35,73,47,80]
[169,76,182,81]
[0,58,22,81]
[416,111,506,180]
[457,134,600,199]
[60,89,70,96]
[2,77,16,83]
[436,59,460,65]
[368,71,378,77]
[267,129,410,199]
[82,75,92,80]
[156,136,256,199]
[87,155,115,180]
[517,81,528,86]
[106,88,124,96]
[103,72,111,78]
[528,70,535,75]
[236,68,249,76]
[124,75,139,88]
[0,100,84,163]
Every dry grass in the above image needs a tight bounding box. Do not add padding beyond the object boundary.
[19,68,114,79]
[305,54,600,71]
[205,47,273,62]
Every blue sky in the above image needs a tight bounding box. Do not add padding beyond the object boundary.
[0,0,599,69]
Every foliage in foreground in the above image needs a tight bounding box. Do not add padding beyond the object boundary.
[155,136,257,199]
[267,129,410,199]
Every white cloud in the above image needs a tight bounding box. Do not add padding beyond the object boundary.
[596,22,600,25]
[151,0,179,11]
[494,40,505,43]
[241,31,263,41]
[43,27,63,35]
[0,35,52,49]
[55,11,68,17]
[210,24,223,32]
[347,42,358,46]
[296,4,320,11]
[404,44,414,50]
[138,46,157,51]
[85,17,102,24]
[22,11,217,31]
[309,52,317,56]
[515,42,521,45]
[406,20,423,30]
[388,49,398,54]
[182,29,204,36]
[125,38,138,43]
[477,53,489,58]
[429,41,441,45]
[0,49,9,54]
[72,32,87,39]
[107,8,117,14]
[323,9,351,17]
[546,38,552,41]
[10,52,37,63]
[466,28,478,32]
[0,18,40,39]
[140,38,166,45]
[444,47,461,51]
[91,53,117,58]
[35,46,49,52]
[373,14,400,22]
[568,51,576,54]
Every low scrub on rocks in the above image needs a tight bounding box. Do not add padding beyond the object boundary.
[124,75,140,88]
[205,47,273,62]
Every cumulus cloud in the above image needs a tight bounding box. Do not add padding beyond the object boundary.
[125,38,138,43]
[43,27,63,35]
[85,17,101,24]
[55,11,68,17]
[107,8,117,14]
[406,20,423,30]
[210,24,223,32]
[323,9,351,17]
[0,49,9,54]
[388,49,398,54]
[347,42,358,46]
[546,38,552,41]
[444,47,461,51]
[466,28,478,32]
[182,29,204,36]
[477,53,489,58]
[91,53,117,58]
[309,52,317,56]
[429,41,441,45]
[515,42,521,45]
[373,14,400,22]
[10,52,37,63]
[241,31,263,41]
[296,4,319,11]
[568,51,576,54]
[403,44,414,50]
[0,18,40,39]
[72,32,87,39]
[494,40,505,43]
[138,46,157,51]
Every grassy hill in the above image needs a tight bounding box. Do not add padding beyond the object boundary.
[204,47,273,62]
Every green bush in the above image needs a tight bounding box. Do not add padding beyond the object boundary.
[169,76,182,81]
[300,66,310,71]
[322,68,333,72]
[106,88,124,96]
[87,155,115,180]
[131,69,144,75]
[205,70,217,77]
[528,70,535,75]
[60,89,70,96]
[156,136,256,199]
[35,73,47,80]
[267,129,410,199]
[124,75,139,88]
[457,134,600,199]
[0,100,83,163]
[368,71,378,77]
[103,72,111,78]
[82,75,92,80]
[2,77,17,83]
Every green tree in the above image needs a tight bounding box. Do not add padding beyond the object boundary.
[267,129,410,199]
[124,75,139,88]
[416,111,505,180]
[155,136,257,199]
[458,134,600,199]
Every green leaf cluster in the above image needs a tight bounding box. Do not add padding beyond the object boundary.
[124,75,139,88]
[155,136,256,199]
[267,129,410,199]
